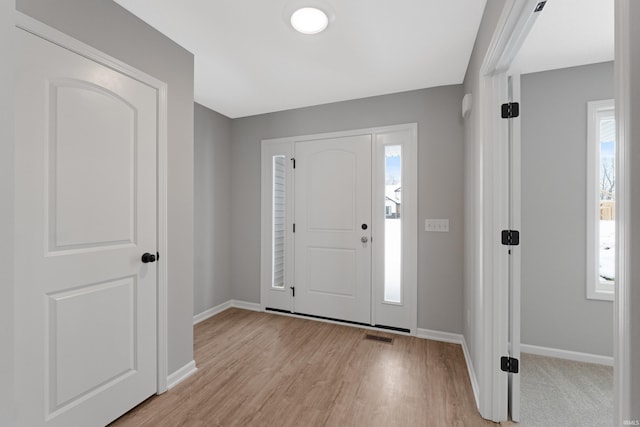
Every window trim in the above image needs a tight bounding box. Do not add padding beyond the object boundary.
[586,99,615,301]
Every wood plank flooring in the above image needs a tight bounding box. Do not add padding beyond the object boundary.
[111,308,495,427]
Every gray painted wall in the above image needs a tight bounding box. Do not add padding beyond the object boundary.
[521,62,614,357]
[1,0,14,424]
[194,104,233,314]
[230,86,466,333]
[625,0,640,419]
[17,0,195,375]
[462,0,508,397]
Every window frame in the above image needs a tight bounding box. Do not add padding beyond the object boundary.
[586,99,615,301]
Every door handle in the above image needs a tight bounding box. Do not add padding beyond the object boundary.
[141,252,157,263]
[361,236,368,243]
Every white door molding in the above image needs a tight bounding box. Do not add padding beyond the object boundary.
[14,12,170,395]
[475,0,542,422]
[614,0,633,423]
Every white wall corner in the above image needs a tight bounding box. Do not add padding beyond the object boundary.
[167,360,197,390]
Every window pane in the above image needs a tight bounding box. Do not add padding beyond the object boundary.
[272,156,286,288]
[384,145,402,303]
[598,118,615,283]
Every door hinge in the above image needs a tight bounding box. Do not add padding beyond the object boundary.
[501,356,519,373]
[501,230,520,246]
[293,223,296,233]
[291,157,296,169]
[501,102,520,118]
[534,1,547,13]
[290,286,295,297]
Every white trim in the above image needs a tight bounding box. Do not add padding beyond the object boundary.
[477,1,543,422]
[193,301,233,324]
[415,329,479,410]
[521,344,614,367]
[586,99,616,302]
[15,12,170,396]
[416,328,463,344]
[462,337,481,410]
[167,361,197,390]
[231,300,262,312]
[614,0,632,424]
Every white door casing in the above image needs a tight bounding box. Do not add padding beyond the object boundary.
[294,134,373,324]
[14,24,161,426]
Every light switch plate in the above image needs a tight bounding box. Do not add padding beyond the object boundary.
[425,219,449,232]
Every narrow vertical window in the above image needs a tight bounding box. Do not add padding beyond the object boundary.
[587,99,615,300]
[384,145,402,303]
[272,155,286,288]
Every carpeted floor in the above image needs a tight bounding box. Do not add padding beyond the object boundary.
[519,353,613,427]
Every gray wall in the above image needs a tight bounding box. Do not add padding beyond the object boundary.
[230,86,466,333]
[16,0,195,375]
[194,104,233,314]
[625,0,640,419]
[0,0,14,424]
[462,0,508,396]
[521,62,614,357]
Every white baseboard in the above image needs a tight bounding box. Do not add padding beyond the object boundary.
[521,343,614,366]
[415,328,479,409]
[193,301,232,325]
[230,300,262,312]
[193,300,263,325]
[416,328,463,344]
[461,337,480,409]
[167,360,197,389]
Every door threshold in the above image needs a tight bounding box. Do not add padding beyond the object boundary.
[264,307,410,333]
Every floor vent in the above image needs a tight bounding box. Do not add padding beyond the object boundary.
[365,334,393,344]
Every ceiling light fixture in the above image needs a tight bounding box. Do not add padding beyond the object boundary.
[290,7,329,34]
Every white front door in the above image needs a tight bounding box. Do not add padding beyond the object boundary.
[14,28,158,426]
[293,135,372,324]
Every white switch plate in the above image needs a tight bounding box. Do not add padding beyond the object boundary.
[425,219,449,232]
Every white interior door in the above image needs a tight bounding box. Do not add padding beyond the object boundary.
[293,135,372,324]
[14,28,158,426]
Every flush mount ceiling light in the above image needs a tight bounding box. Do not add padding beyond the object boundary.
[290,7,329,34]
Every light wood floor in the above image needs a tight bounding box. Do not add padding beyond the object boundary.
[111,308,495,426]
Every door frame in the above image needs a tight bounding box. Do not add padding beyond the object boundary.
[260,123,417,333]
[478,0,631,424]
[475,0,541,421]
[14,12,170,394]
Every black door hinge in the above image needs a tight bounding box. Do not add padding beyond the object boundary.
[291,157,296,169]
[501,230,520,246]
[290,286,295,297]
[501,356,519,373]
[534,1,547,13]
[293,223,296,233]
[501,102,520,118]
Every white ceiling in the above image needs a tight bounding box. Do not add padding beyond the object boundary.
[114,0,614,118]
[510,0,614,75]
[114,0,487,118]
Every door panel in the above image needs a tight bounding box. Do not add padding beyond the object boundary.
[15,28,157,426]
[294,135,371,324]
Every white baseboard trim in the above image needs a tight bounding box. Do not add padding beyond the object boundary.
[415,328,479,409]
[193,301,232,325]
[416,328,463,344]
[167,360,197,389]
[193,300,263,325]
[461,337,480,409]
[521,343,614,366]
[230,300,262,312]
